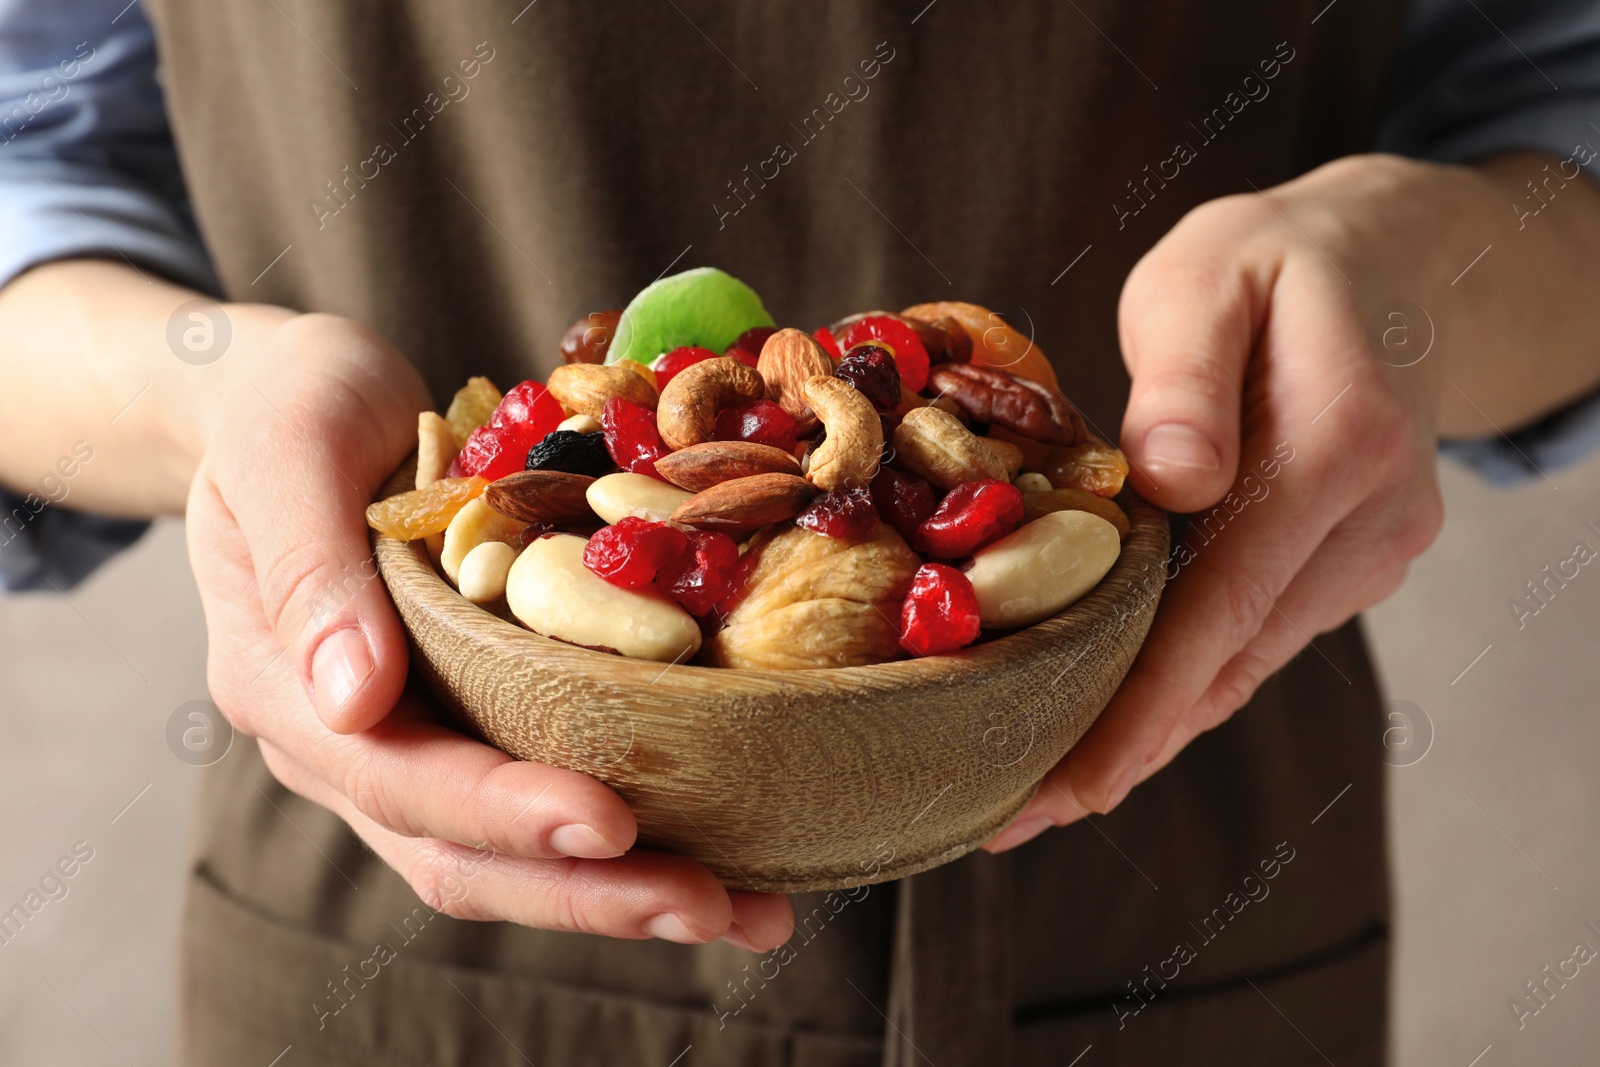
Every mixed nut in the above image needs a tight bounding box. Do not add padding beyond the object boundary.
[365,268,1132,669]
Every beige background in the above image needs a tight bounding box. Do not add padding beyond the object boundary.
[1,450,1596,1063]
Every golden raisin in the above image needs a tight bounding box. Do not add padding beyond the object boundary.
[365,476,488,541]
[1044,438,1129,497]
[444,376,502,446]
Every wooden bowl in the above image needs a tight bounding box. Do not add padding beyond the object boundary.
[373,460,1168,893]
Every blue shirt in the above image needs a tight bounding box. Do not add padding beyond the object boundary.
[2,0,1599,589]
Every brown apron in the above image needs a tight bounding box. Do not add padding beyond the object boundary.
[144,2,1406,1062]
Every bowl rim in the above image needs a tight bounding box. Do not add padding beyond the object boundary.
[374,457,1169,690]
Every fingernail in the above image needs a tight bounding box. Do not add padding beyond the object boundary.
[549,823,624,859]
[1103,762,1141,813]
[1143,424,1220,471]
[984,815,1052,854]
[719,920,758,952]
[644,913,700,944]
[312,628,374,719]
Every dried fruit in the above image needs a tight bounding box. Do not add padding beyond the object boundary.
[444,376,503,446]
[891,406,1010,490]
[602,397,672,477]
[795,486,878,540]
[489,380,567,443]
[416,411,458,489]
[560,309,622,364]
[842,315,930,392]
[725,326,777,365]
[652,440,801,493]
[451,421,543,481]
[652,346,720,391]
[916,479,1024,559]
[582,517,690,590]
[812,327,843,362]
[713,399,799,453]
[547,362,659,419]
[756,328,833,435]
[870,467,938,543]
[670,472,818,533]
[901,301,1059,387]
[926,363,1084,446]
[803,375,883,491]
[1044,438,1130,497]
[482,470,597,525]
[703,524,921,669]
[898,563,982,656]
[365,476,487,541]
[524,430,614,477]
[836,345,902,414]
[656,357,766,450]
[656,529,741,616]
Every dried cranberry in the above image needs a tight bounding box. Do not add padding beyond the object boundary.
[795,487,878,540]
[724,326,777,365]
[653,346,719,391]
[524,430,613,476]
[836,345,902,413]
[712,542,764,619]
[916,479,1024,559]
[813,327,843,362]
[871,467,937,543]
[843,316,930,393]
[899,563,982,656]
[582,518,688,589]
[602,397,671,478]
[714,400,798,453]
[657,530,741,616]
[452,421,543,481]
[560,309,623,364]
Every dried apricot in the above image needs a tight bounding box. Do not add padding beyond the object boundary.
[365,476,488,541]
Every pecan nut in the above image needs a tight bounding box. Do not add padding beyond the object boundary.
[927,363,1084,445]
[653,441,802,493]
[891,406,1009,490]
[483,470,598,524]
[1043,437,1129,498]
[669,472,818,532]
[704,523,922,669]
[756,328,833,435]
[802,375,882,491]
[656,357,766,450]
[546,363,658,419]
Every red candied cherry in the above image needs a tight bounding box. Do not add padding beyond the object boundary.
[583,518,688,589]
[602,397,671,478]
[898,563,982,656]
[813,326,843,362]
[489,379,565,441]
[450,421,542,481]
[795,486,878,540]
[657,530,741,616]
[836,344,902,413]
[915,479,1024,559]
[714,399,798,453]
[871,467,937,543]
[724,327,777,367]
[652,346,719,391]
[842,315,930,393]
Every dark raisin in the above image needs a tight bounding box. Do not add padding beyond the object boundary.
[524,430,614,477]
[836,344,902,413]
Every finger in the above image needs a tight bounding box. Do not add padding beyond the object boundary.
[215,316,429,734]
[270,754,755,943]
[722,893,797,952]
[1117,207,1271,512]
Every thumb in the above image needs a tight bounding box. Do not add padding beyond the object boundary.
[214,315,429,734]
[1117,233,1265,514]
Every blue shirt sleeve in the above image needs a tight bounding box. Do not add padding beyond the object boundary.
[1378,0,1600,483]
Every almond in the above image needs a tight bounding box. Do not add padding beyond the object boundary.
[757,328,832,435]
[654,441,802,493]
[670,472,819,532]
[483,470,597,524]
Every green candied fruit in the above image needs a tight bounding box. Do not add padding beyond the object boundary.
[607,267,775,366]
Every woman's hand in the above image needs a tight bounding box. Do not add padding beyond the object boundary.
[987,152,1600,851]
[186,312,794,948]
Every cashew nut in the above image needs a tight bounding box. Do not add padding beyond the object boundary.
[891,406,1008,490]
[656,358,765,450]
[547,363,658,419]
[802,375,882,491]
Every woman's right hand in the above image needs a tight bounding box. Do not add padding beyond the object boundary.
[186,312,794,949]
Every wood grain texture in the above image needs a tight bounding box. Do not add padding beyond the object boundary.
[374,457,1168,893]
